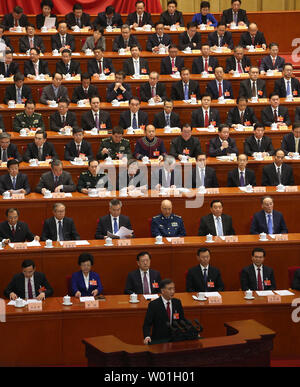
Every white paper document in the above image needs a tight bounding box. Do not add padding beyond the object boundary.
[44,17,56,29]
[274,290,295,296]
[27,240,41,247]
[204,292,221,297]
[80,297,95,302]
[256,291,274,296]
[107,226,133,239]
[143,294,159,300]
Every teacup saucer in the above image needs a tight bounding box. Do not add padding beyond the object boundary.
[129,300,140,304]
[244,296,255,300]
[62,302,73,306]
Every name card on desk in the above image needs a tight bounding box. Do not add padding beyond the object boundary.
[285,186,298,192]
[28,302,43,311]
[52,193,65,199]
[267,295,281,303]
[273,234,288,241]
[117,239,131,246]
[206,188,219,194]
[253,187,266,193]
[224,236,238,243]
[208,296,222,304]
[171,237,185,245]
[85,300,99,309]
[98,130,108,135]
[61,241,76,248]
[13,243,27,250]
[11,194,25,200]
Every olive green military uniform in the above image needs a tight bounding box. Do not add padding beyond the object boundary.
[96,137,133,160]
[13,112,45,133]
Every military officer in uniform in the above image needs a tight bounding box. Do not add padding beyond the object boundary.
[96,126,132,161]
[13,99,45,133]
[77,159,112,193]
[151,199,186,237]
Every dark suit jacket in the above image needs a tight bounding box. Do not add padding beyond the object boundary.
[261,163,294,186]
[208,31,234,49]
[244,135,275,156]
[124,269,161,294]
[239,31,266,48]
[281,132,300,154]
[220,8,249,25]
[0,220,34,242]
[226,106,259,126]
[19,36,45,53]
[24,60,50,77]
[198,213,235,236]
[151,168,182,189]
[106,82,132,102]
[93,12,123,28]
[238,78,267,99]
[140,82,167,102]
[71,85,99,103]
[143,296,185,341]
[0,144,22,162]
[191,166,219,188]
[146,33,172,51]
[112,35,141,51]
[250,209,288,234]
[81,110,112,130]
[126,11,153,26]
[292,269,300,290]
[65,12,91,28]
[259,55,285,72]
[191,108,221,128]
[3,13,29,30]
[119,110,149,129]
[0,114,5,131]
[0,35,14,52]
[0,173,30,194]
[23,142,58,162]
[206,79,234,99]
[274,78,300,98]
[160,56,184,75]
[51,33,75,52]
[159,10,184,26]
[40,85,69,105]
[171,80,201,100]
[178,31,202,50]
[36,13,58,30]
[153,111,181,128]
[192,56,219,74]
[225,55,252,73]
[35,171,76,193]
[0,62,19,78]
[186,265,224,292]
[227,167,256,187]
[240,264,276,291]
[4,85,32,104]
[41,216,80,241]
[56,60,81,75]
[4,272,53,299]
[95,214,133,239]
[123,57,149,76]
[261,105,291,127]
[64,139,94,161]
[49,111,78,132]
[295,107,300,122]
[169,136,202,159]
[87,58,115,77]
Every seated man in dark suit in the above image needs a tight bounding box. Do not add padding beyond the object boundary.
[64,128,93,161]
[198,199,235,236]
[206,66,234,100]
[240,248,276,291]
[261,148,294,186]
[159,0,184,28]
[123,45,149,76]
[134,124,167,161]
[171,67,201,101]
[117,159,148,191]
[0,51,19,78]
[151,199,186,237]
[143,279,189,345]
[244,123,275,157]
[41,202,80,241]
[225,45,251,74]
[119,98,149,130]
[95,199,134,239]
[192,43,219,74]
[50,98,78,132]
[81,95,112,131]
[153,99,181,128]
[35,159,76,194]
[227,153,256,187]
[250,196,288,235]
[259,43,285,74]
[209,124,239,157]
[3,6,29,30]
[208,22,234,50]
[146,21,172,52]
[295,107,300,122]
[160,44,184,75]
[112,24,141,52]
[0,208,39,244]
[274,63,300,98]
[178,22,201,50]
[191,94,220,128]
[51,21,75,53]
[186,248,224,292]
[24,48,50,78]
[106,71,132,103]
[4,72,32,104]
[13,99,45,133]
[169,123,202,160]
[0,132,22,163]
[261,92,291,128]
[238,66,266,99]
[71,73,99,103]
[239,22,267,50]
[226,96,259,128]
[151,156,182,190]
[56,49,81,76]
[40,72,69,105]
[65,3,91,30]
[292,268,300,290]
[19,24,45,53]
[23,130,57,163]
[77,159,111,193]
[87,47,115,78]
[0,159,30,195]
[126,1,153,28]
[0,115,5,132]
[0,24,14,52]
[281,122,300,157]
[36,0,57,30]
[140,71,167,103]
[220,0,249,26]
[190,153,219,188]
[93,5,123,29]
[125,251,161,295]
[4,259,53,300]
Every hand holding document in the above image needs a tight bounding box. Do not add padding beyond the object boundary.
[107,226,134,239]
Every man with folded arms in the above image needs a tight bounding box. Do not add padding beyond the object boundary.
[97,126,132,161]
[261,148,294,186]
[140,71,167,103]
[171,67,201,101]
[191,94,220,128]
[106,71,132,103]
[0,133,22,163]
[226,96,259,128]
[123,45,149,76]
[3,6,29,30]
[24,48,50,78]
[4,259,53,301]
[186,248,224,292]
[50,98,78,132]
[281,122,300,157]
[192,43,219,74]
[151,199,186,237]
[41,202,80,241]
[227,153,256,187]
[134,124,166,161]
[35,159,76,194]
[125,251,161,295]
[71,73,99,104]
[190,153,219,188]
[198,199,235,236]
[13,100,45,134]
[238,66,266,99]
[119,98,149,130]
[239,22,267,50]
[169,123,202,160]
[23,130,58,163]
[0,159,30,195]
[153,99,181,128]
[160,44,184,75]
[274,63,300,98]
[81,95,112,131]
[40,72,69,105]
[240,248,276,291]
[209,124,238,157]
[93,5,123,29]
[250,196,288,235]
[244,123,275,157]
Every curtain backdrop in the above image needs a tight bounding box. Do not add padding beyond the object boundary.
[0,0,162,15]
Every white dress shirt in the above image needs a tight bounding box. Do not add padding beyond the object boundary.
[140,269,151,293]
[253,264,264,289]
[213,215,224,236]
[25,276,36,299]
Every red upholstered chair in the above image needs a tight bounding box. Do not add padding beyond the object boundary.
[288,266,300,288]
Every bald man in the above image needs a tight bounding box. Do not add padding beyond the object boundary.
[239,23,267,50]
[151,200,186,237]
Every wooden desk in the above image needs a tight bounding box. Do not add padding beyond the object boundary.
[1,291,299,366]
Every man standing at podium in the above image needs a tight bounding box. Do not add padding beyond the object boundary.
[143,279,186,344]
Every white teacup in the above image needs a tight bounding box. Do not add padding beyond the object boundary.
[251,96,258,103]
[99,73,106,80]
[105,237,113,245]
[52,49,59,55]
[65,127,72,135]
[184,46,192,53]
[106,26,113,32]
[218,96,225,104]
[127,127,134,134]
[207,124,215,131]
[148,98,155,105]
[191,97,197,104]
[267,69,274,76]
[119,187,128,197]
[276,184,285,192]
[198,185,206,194]
[41,26,48,32]
[3,191,11,199]
[259,232,267,241]
[164,126,172,133]
[16,26,22,32]
[74,157,83,165]
[50,100,57,107]
[63,295,71,305]
[130,293,138,302]
[15,298,24,307]
[8,100,16,108]
[77,100,85,107]
[44,189,52,198]
[233,70,240,77]
[206,233,213,242]
[159,47,166,54]
[65,73,72,80]
[73,26,81,32]
[230,153,237,161]
[30,159,38,166]
[181,155,188,163]
[85,49,92,55]
[245,289,253,298]
[119,48,125,54]
[20,128,27,136]
[46,239,53,248]
[144,24,151,31]
[155,235,163,244]
[200,24,206,30]
[245,184,253,193]
[105,156,113,164]
[201,71,208,77]
[215,46,222,53]
[293,152,299,159]
[0,74,4,80]
[88,188,98,197]
[197,292,206,300]
[91,127,98,135]
[286,95,293,102]
[142,156,149,164]
[38,73,45,81]
[248,45,255,52]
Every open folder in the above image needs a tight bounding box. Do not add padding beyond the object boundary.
[107,226,134,239]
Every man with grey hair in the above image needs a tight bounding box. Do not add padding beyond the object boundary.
[151,155,182,189]
[140,71,167,103]
[0,132,22,162]
[112,24,141,52]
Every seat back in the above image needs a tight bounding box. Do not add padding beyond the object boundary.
[288,266,300,288]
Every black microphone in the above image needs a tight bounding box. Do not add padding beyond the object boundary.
[173,321,185,332]
[166,321,177,333]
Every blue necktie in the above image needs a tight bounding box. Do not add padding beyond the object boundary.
[166,114,170,127]
[240,171,245,187]
[58,220,64,241]
[267,214,273,234]
[132,113,138,129]
[12,177,16,190]
[17,89,22,104]
[286,81,291,96]
[216,217,223,236]
[113,218,118,234]
[184,83,189,100]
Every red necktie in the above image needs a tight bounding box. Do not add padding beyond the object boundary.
[77,144,80,156]
[218,82,222,97]
[98,61,102,74]
[274,109,278,122]
[251,35,255,46]
[204,110,209,127]
[28,278,33,299]
[272,58,276,68]
[151,86,155,97]
[205,59,208,72]
[166,301,171,322]
[138,15,142,27]
[238,61,243,73]
[171,58,175,73]
[257,268,263,290]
